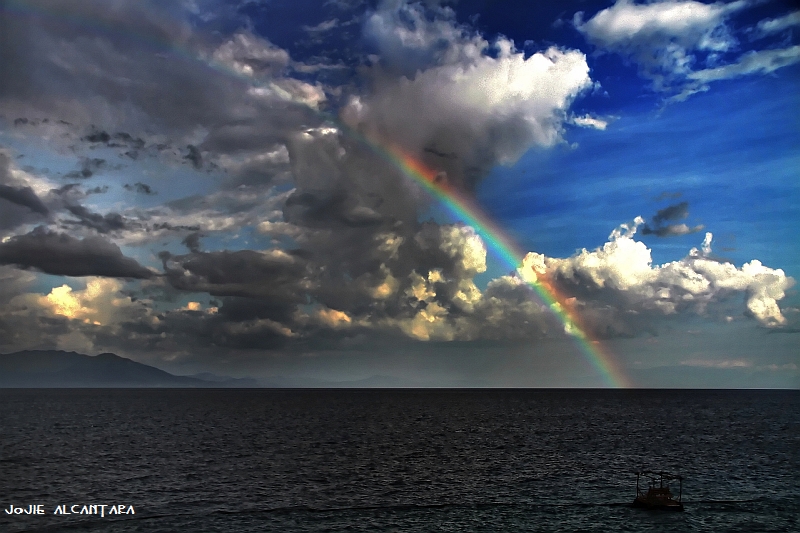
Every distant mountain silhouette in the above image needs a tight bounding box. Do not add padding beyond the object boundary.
[0,350,255,388]
[256,374,409,388]
[186,372,261,388]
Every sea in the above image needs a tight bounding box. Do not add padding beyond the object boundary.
[1,389,797,532]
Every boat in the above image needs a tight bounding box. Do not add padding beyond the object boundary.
[632,471,684,511]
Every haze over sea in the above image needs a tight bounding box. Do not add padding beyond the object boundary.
[1,389,797,532]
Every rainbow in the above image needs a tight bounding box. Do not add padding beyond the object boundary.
[3,0,632,387]
[376,145,632,388]
[374,144,632,388]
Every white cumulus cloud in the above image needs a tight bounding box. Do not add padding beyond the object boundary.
[520,219,795,328]
[573,0,800,98]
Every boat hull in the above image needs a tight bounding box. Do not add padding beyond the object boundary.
[632,498,684,511]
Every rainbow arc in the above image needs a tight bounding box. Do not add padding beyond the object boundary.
[373,144,632,388]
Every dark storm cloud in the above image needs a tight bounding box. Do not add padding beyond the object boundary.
[284,190,384,228]
[0,184,49,215]
[96,296,296,353]
[83,130,111,144]
[0,0,324,161]
[184,145,203,169]
[110,132,145,149]
[65,204,127,233]
[0,150,52,229]
[181,232,203,253]
[221,144,291,187]
[284,131,418,228]
[641,223,704,237]
[64,158,106,180]
[653,201,689,223]
[82,129,147,149]
[641,201,703,238]
[123,182,155,195]
[0,227,154,278]
[159,249,311,301]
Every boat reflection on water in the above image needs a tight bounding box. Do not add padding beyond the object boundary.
[633,471,684,511]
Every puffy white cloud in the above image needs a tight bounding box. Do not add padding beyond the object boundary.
[571,114,610,130]
[346,44,592,187]
[417,224,487,276]
[31,278,139,326]
[575,0,741,51]
[520,220,795,328]
[348,2,594,190]
[573,0,799,95]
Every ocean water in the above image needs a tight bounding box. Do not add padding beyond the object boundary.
[0,389,797,532]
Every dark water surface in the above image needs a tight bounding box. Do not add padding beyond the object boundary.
[1,389,797,532]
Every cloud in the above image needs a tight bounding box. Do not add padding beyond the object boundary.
[640,201,704,237]
[64,204,127,234]
[575,0,742,83]
[364,1,488,75]
[159,248,312,301]
[520,219,795,329]
[219,144,291,187]
[0,0,325,184]
[755,10,800,36]
[653,201,689,223]
[687,45,800,83]
[302,19,340,34]
[575,0,742,46]
[0,184,49,215]
[0,227,154,278]
[181,232,203,253]
[680,358,751,368]
[0,274,158,353]
[183,145,204,169]
[573,0,800,97]
[210,31,290,78]
[641,222,704,237]
[114,186,292,246]
[64,157,107,180]
[0,0,794,366]
[33,278,137,325]
[570,114,610,130]
[350,2,593,190]
[0,150,55,230]
[123,182,156,195]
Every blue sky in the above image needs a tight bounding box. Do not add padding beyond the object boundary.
[0,0,797,387]
[481,66,799,266]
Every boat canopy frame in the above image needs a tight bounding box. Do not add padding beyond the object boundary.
[634,470,684,510]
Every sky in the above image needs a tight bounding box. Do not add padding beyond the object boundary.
[0,0,797,387]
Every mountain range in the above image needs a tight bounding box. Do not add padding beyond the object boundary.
[0,350,259,388]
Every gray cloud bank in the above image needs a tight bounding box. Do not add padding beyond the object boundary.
[0,227,153,279]
[0,0,795,363]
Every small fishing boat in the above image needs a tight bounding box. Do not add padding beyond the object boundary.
[632,471,684,511]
